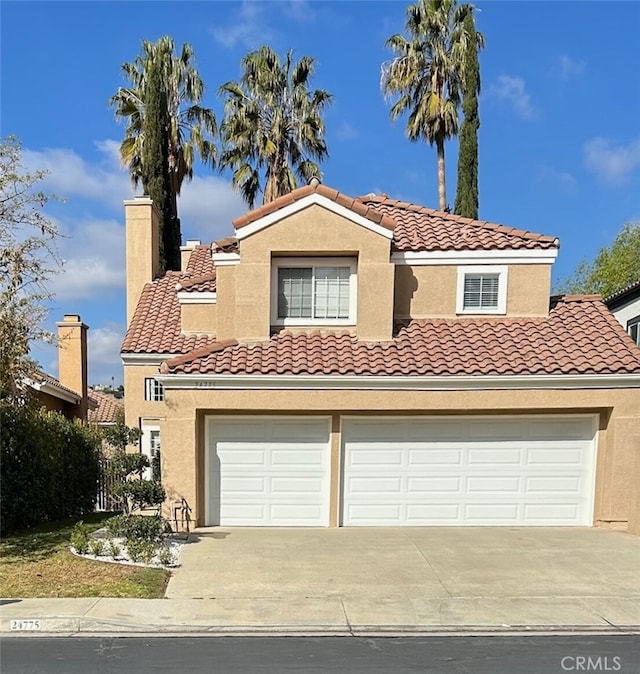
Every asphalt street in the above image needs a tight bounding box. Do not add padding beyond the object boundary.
[1,635,639,673]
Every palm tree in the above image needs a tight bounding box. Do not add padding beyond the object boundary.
[382,0,475,211]
[219,46,333,208]
[109,36,216,269]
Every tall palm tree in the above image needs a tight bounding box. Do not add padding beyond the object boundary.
[109,36,216,269]
[382,0,474,211]
[219,46,333,208]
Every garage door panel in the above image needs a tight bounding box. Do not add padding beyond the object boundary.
[467,448,522,464]
[526,476,582,493]
[342,417,596,526]
[408,448,463,464]
[208,417,330,526]
[466,476,521,493]
[408,476,461,493]
[348,477,403,493]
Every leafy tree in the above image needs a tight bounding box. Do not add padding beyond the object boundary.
[382,0,478,211]
[101,410,143,454]
[453,7,484,219]
[556,222,640,298]
[0,136,61,405]
[109,36,216,270]
[219,46,333,208]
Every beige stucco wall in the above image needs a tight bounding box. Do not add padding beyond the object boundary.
[180,302,218,334]
[152,385,639,531]
[394,264,552,318]
[123,364,168,432]
[221,205,395,341]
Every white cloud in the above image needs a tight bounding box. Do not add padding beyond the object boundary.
[558,55,585,79]
[488,75,537,120]
[583,137,640,184]
[536,165,577,191]
[179,175,248,242]
[51,218,125,301]
[88,324,126,386]
[335,121,359,141]
[22,142,135,211]
[210,1,275,49]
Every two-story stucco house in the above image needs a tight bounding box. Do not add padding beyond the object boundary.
[121,179,640,533]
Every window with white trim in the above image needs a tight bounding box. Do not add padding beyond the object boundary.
[144,378,164,401]
[456,266,508,314]
[272,258,356,325]
[628,316,640,346]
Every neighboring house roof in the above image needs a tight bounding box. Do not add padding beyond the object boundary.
[28,370,84,404]
[87,389,124,425]
[604,279,640,311]
[159,297,640,378]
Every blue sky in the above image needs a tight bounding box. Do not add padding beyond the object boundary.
[2,0,639,386]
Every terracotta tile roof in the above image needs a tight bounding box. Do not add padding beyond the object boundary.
[357,195,560,252]
[87,389,124,424]
[122,272,219,354]
[176,272,217,293]
[161,297,640,377]
[212,236,238,253]
[185,244,215,275]
[232,179,397,233]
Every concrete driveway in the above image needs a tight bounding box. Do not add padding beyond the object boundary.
[166,528,640,628]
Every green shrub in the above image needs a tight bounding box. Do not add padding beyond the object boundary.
[157,546,175,567]
[88,538,105,556]
[114,480,166,512]
[105,514,167,543]
[70,521,89,554]
[126,539,157,564]
[0,405,101,535]
[107,539,122,559]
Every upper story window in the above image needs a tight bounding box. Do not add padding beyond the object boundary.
[272,257,356,325]
[144,378,164,401]
[456,265,508,315]
[628,316,640,346]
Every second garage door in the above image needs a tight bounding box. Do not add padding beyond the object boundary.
[207,417,330,526]
[342,416,597,526]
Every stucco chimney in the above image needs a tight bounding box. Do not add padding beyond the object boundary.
[124,196,161,326]
[56,314,88,420]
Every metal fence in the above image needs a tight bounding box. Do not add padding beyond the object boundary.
[96,459,122,512]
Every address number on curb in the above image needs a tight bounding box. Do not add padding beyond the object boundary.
[10,620,41,631]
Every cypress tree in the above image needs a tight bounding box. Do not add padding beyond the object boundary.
[454,9,482,220]
[141,57,178,271]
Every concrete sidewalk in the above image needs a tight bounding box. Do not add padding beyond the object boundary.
[1,527,639,635]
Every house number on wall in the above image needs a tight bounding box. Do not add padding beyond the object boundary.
[10,619,41,631]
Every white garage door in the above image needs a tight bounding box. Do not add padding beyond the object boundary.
[207,417,330,526]
[342,416,597,526]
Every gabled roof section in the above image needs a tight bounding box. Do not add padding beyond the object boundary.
[122,272,219,354]
[232,178,397,240]
[358,195,560,252]
[160,297,640,378]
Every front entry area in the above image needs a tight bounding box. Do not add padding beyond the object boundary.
[206,416,331,526]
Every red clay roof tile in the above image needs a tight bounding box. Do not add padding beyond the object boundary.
[161,297,640,377]
[87,389,124,424]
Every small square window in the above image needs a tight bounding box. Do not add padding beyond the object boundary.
[144,378,164,401]
[456,266,508,314]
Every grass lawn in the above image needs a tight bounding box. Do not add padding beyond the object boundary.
[0,513,169,598]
